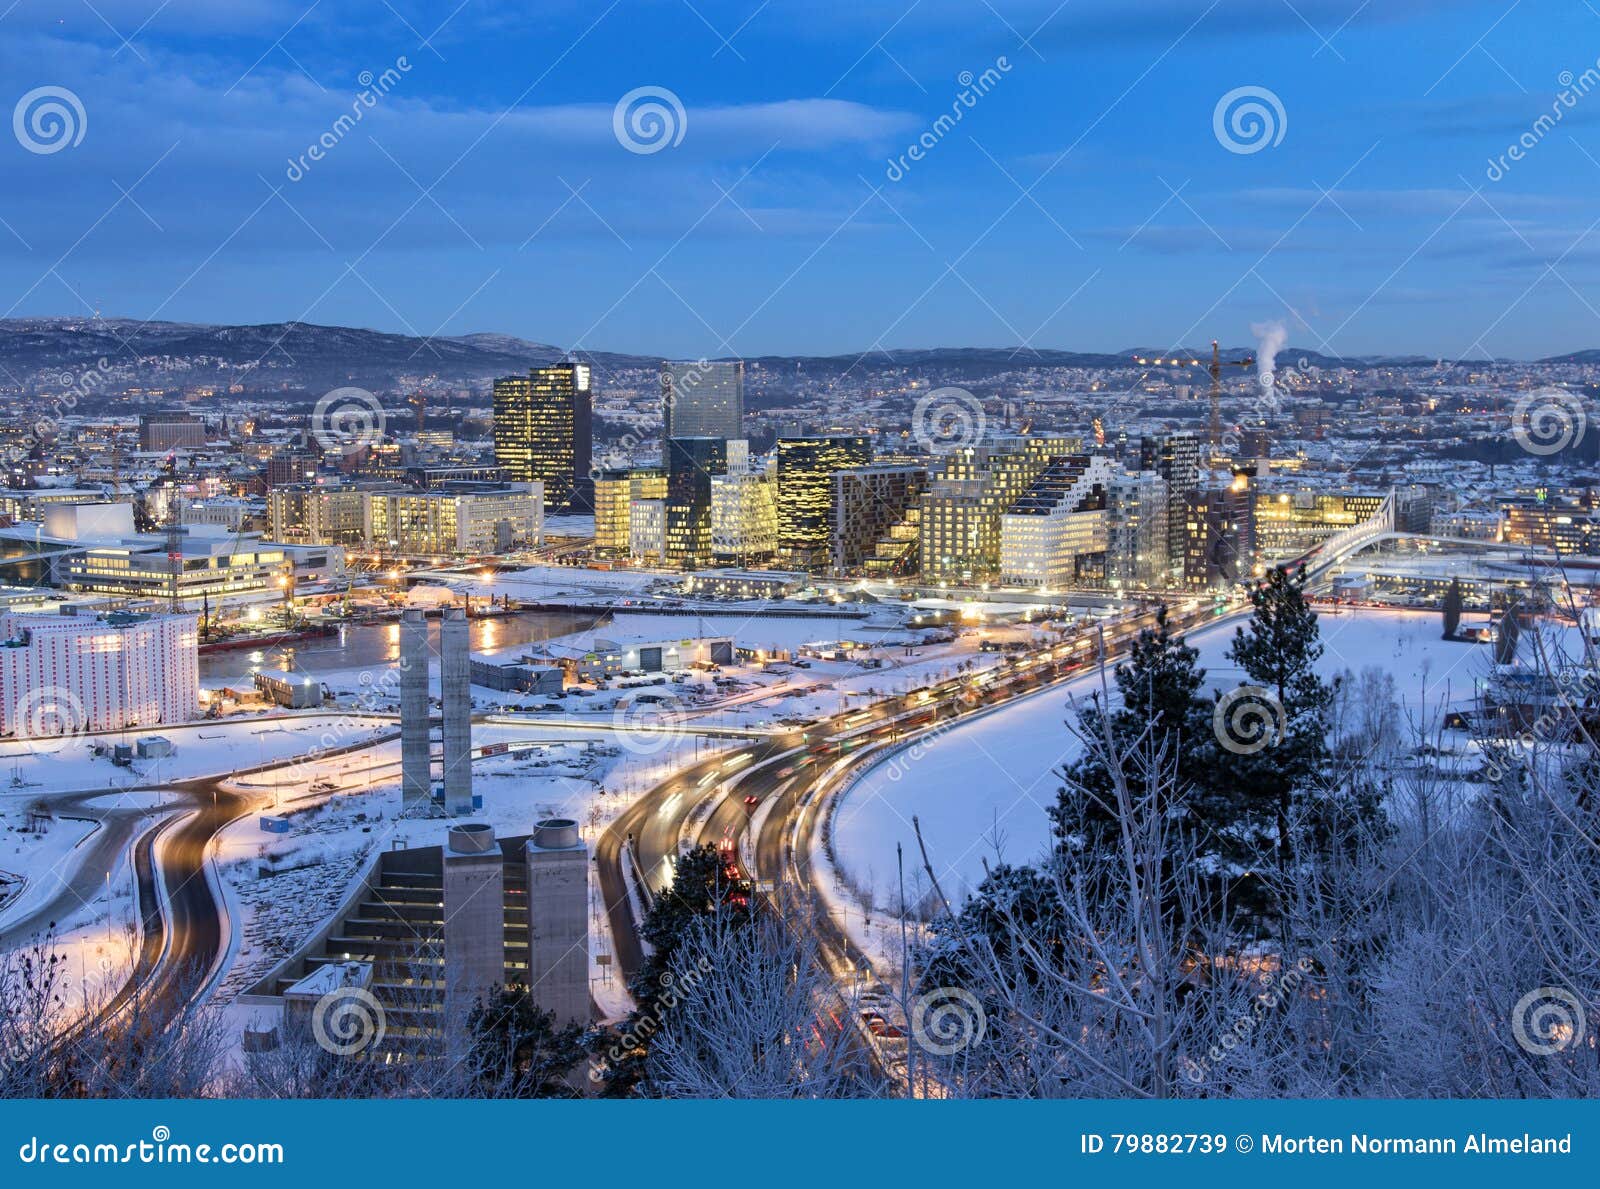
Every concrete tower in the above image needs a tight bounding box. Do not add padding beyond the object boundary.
[440,608,473,815]
[399,609,432,813]
[524,818,590,1026]
[442,823,505,1022]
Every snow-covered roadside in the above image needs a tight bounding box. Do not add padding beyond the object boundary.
[827,607,1530,932]
[0,714,397,796]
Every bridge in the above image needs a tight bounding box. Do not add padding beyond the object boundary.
[1284,491,1559,588]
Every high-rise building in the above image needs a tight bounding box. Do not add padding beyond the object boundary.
[493,362,593,512]
[1183,473,1256,587]
[920,435,1081,584]
[775,436,872,568]
[594,468,666,557]
[0,610,199,736]
[664,437,729,567]
[663,360,744,441]
[1140,433,1202,584]
[1107,471,1170,588]
[999,455,1116,587]
[711,463,777,565]
[830,462,927,576]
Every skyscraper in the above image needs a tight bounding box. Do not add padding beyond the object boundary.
[775,435,872,568]
[493,362,593,512]
[664,436,729,567]
[663,360,744,441]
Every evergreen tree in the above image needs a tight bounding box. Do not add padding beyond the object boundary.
[464,986,585,1097]
[1494,599,1522,665]
[1050,605,1211,856]
[1441,578,1463,640]
[1220,567,1334,889]
[596,844,751,1094]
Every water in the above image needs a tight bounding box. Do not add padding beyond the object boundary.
[198,609,606,684]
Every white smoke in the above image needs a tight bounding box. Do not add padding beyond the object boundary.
[1250,319,1289,392]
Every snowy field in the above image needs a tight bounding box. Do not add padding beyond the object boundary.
[830,607,1563,913]
[0,714,397,796]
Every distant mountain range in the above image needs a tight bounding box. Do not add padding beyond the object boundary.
[0,316,1534,393]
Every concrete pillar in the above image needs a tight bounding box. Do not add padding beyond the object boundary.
[399,609,431,813]
[442,823,504,1023]
[524,818,590,1026]
[440,608,473,816]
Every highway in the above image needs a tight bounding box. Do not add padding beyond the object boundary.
[596,601,1236,1001]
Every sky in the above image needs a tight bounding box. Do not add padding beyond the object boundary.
[0,0,1597,360]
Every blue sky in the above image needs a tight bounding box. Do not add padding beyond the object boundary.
[1,0,1597,359]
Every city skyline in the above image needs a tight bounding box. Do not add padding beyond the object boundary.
[3,2,1600,361]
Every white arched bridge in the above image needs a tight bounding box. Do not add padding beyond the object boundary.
[1283,490,1559,588]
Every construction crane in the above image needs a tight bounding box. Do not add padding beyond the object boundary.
[1132,340,1257,455]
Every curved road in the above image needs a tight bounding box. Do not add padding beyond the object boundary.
[600,602,1235,993]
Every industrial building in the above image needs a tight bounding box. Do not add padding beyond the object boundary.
[248,819,592,1055]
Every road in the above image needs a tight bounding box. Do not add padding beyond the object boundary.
[598,602,1237,996]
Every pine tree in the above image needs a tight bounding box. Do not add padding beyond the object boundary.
[464,987,585,1097]
[1050,605,1210,855]
[1221,567,1334,892]
[1494,599,1522,665]
[596,844,751,1094]
[1441,577,1463,640]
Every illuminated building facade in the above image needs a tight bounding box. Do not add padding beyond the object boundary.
[493,362,593,511]
[775,436,872,569]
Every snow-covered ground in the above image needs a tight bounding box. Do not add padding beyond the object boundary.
[0,714,397,796]
[211,722,729,1011]
[829,607,1547,916]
